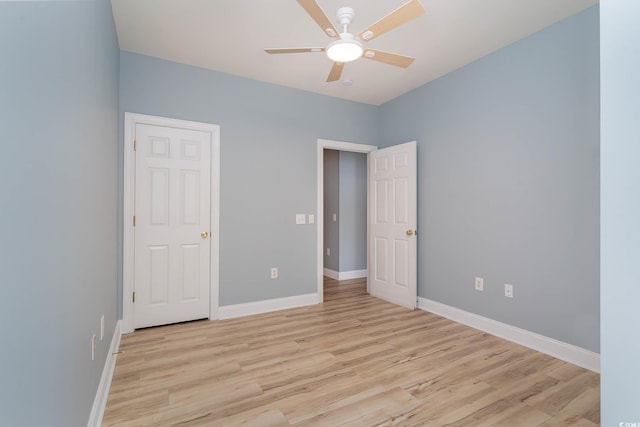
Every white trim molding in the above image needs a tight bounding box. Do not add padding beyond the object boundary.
[218,293,318,320]
[317,139,377,304]
[87,320,122,427]
[418,297,600,373]
[323,268,339,280]
[122,113,220,333]
[337,269,368,280]
[323,268,367,281]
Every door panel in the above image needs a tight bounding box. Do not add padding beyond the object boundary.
[375,179,389,223]
[134,123,211,329]
[394,177,409,224]
[149,245,169,304]
[369,141,417,309]
[180,244,200,300]
[394,238,409,287]
[374,237,388,282]
[150,168,170,225]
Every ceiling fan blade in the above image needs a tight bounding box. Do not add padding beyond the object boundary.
[326,62,344,82]
[363,49,415,68]
[358,0,425,42]
[297,0,339,38]
[265,48,325,54]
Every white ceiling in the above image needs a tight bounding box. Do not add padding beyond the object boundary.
[111,0,598,106]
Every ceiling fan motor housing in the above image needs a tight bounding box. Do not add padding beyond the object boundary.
[336,7,355,29]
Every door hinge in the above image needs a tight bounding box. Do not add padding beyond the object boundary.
[133,291,136,303]
[134,140,137,151]
[133,216,136,227]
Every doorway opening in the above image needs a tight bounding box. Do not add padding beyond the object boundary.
[316,139,377,302]
[322,149,368,280]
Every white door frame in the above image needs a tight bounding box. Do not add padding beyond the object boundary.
[316,139,377,303]
[122,112,220,333]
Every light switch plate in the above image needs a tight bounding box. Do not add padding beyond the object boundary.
[332,213,337,222]
[296,214,306,224]
[308,214,315,224]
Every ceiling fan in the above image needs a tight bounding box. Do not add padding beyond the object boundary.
[265,0,426,82]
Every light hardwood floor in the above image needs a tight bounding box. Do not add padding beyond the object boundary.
[103,278,599,426]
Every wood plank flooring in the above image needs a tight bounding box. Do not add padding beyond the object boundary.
[103,278,599,426]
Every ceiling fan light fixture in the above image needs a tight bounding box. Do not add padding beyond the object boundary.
[326,38,363,63]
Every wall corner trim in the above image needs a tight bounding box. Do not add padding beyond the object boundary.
[87,320,122,427]
[417,297,600,373]
[218,293,319,320]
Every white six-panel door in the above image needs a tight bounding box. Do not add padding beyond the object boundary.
[369,141,417,309]
[134,123,211,329]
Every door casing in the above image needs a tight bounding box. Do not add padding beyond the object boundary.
[316,139,377,302]
[122,112,220,333]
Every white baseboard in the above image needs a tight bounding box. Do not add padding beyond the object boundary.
[323,268,339,280]
[417,297,600,373]
[87,319,122,427]
[338,269,368,280]
[323,268,367,281]
[218,293,318,320]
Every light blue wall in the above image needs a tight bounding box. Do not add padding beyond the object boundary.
[339,151,367,272]
[0,1,119,425]
[378,6,600,352]
[119,52,379,307]
[323,150,340,271]
[600,0,640,423]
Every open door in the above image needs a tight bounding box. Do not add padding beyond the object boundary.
[368,141,417,309]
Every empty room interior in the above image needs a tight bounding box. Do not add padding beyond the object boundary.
[1,0,639,426]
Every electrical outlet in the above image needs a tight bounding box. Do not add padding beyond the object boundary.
[475,277,484,291]
[332,213,337,222]
[91,334,96,361]
[100,315,104,340]
[271,267,278,279]
[505,284,513,298]
[296,214,306,224]
[327,248,330,256]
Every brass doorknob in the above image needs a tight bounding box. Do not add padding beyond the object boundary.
[406,230,414,236]
[201,231,209,239]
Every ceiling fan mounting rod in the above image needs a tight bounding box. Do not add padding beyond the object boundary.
[336,6,355,33]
